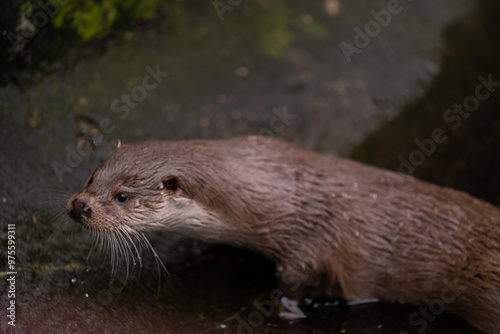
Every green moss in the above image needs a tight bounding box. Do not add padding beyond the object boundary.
[255,10,294,59]
[52,0,165,41]
[1,0,327,88]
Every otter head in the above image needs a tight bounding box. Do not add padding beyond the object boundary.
[66,141,225,239]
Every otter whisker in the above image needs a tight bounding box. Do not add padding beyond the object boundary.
[102,231,113,269]
[117,227,147,284]
[88,229,102,263]
[119,226,142,268]
[114,230,130,281]
[120,227,145,284]
[135,231,169,295]
[109,232,123,278]
[120,229,136,269]
[106,232,115,275]
[96,230,106,258]
[121,228,142,282]
[137,233,168,275]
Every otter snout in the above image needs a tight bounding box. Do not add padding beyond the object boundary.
[67,197,92,224]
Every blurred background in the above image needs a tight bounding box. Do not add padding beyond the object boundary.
[0,0,499,333]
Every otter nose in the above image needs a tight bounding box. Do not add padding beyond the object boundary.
[69,198,92,223]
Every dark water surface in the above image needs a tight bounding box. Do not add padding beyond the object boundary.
[1,0,499,333]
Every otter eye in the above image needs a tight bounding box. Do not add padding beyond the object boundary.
[116,193,128,203]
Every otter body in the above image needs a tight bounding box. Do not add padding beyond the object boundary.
[67,136,500,333]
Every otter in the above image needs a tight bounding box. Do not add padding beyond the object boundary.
[67,136,500,333]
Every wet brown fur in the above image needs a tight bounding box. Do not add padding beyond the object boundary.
[68,136,500,333]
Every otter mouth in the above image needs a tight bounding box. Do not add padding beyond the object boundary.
[67,194,168,281]
[66,196,117,232]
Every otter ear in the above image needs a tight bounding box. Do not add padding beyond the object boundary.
[162,174,181,192]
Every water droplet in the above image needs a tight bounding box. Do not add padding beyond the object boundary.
[85,293,89,298]
[71,278,77,283]
[219,324,227,329]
